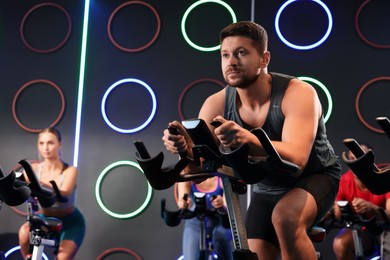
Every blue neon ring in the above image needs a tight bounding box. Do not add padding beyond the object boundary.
[275,0,333,50]
[181,0,237,51]
[298,76,333,123]
[101,78,157,134]
[5,246,49,260]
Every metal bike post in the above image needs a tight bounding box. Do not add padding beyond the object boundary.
[221,176,249,250]
[352,229,364,259]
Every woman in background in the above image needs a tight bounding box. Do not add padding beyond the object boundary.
[178,176,232,260]
[18,127,85,260]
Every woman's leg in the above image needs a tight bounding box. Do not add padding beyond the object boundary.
[212,225,232,260]
[183,219,201,260]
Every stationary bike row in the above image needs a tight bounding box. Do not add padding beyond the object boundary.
[0,159,67,260]
[134,118,326,259]
[162,192,230,260]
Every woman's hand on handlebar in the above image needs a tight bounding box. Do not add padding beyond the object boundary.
[178,193,191,210]
[211,195,224,209]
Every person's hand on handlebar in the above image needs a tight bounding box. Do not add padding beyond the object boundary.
[162,121,194,158]
[178,194,191,210]
[352,198,375,215]
[211,195,224,209]
[212,115,260,153]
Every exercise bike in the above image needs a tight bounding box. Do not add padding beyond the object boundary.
[161,192,231,260]
[335,200,385,259]
[134,118,326,259]
[0,159,66,260]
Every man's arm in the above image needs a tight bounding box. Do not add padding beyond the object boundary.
[275,79,321,170]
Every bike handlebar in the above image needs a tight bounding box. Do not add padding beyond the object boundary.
[0,166,31,206]
[19,159,68,207]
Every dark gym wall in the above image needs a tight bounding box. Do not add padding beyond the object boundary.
[0,0,389,259]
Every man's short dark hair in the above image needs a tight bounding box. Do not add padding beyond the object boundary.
[220,21,268,54]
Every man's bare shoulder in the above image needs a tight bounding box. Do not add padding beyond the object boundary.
[204,88,226,104]
[288,78,316,93]
[199,88,226,119]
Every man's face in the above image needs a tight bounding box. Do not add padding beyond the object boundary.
[220,36,263,88]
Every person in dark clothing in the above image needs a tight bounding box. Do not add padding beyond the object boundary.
[162,21,341,259]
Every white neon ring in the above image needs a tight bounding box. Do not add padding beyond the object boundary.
[101,78,157,134]
[275,0,333,50]
[5,246,49,260]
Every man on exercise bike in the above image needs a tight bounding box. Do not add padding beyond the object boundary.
[162,21,341,259]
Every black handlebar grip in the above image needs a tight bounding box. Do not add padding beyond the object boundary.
[49,180,68,202]
[210,120,222,128]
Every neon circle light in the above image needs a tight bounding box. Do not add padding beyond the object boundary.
[5,246,49,260]
[12,79,66,133]
[275,0,333,50]
[355,0,390,49]
[107,1,161,52]
[181,0,237,52]
[101,78,157,134]
[178,78,225,120]
[298,76,333,123]
[95,160,153,219]
[20,3,72,53]
[355,77,390,133]
[97,247,142,260]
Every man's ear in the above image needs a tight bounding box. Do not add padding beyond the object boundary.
[260,51,270,68]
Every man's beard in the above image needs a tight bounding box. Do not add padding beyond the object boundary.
[224,73,259,89]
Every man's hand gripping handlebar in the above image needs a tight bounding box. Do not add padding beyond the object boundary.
[134,118,300,190]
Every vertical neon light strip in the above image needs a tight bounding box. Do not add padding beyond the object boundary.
[73,0,90,167]
[251,0,255,22]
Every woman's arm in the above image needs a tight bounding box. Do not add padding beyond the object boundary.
[177,181,191,209]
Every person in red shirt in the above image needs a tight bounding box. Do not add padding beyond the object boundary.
[333,144,390,259]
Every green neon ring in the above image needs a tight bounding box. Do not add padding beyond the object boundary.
[298,76,333,123]
[181,0,237,52]
[95,160,153,219]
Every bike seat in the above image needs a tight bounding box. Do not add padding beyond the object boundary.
[29,215,62,234]
[308,226,326,242]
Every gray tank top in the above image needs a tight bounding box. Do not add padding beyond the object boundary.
[224,72,341,195]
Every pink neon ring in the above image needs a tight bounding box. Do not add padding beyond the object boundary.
[107,1,161,52]
[178,78,225,120]
[96,247,142,260]
[12,79,65,133]
[355,76,390,134]
[20,2,72,53]
[355,0,390,49]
